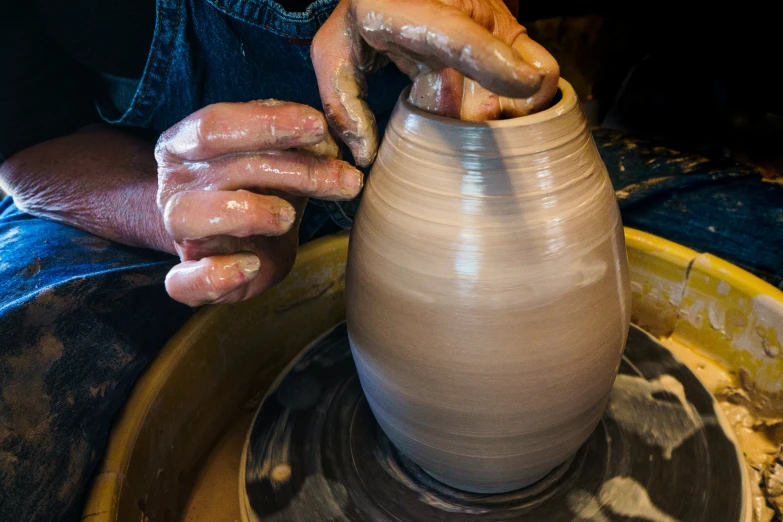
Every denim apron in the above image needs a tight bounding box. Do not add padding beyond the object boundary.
[94,0,410,240]
[0,1,408,520]
[1,1,782,521]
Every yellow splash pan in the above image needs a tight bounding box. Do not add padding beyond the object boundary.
[81,228,783,521]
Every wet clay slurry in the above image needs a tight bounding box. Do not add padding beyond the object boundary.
[344,79,632,493]
[242,323,748,522]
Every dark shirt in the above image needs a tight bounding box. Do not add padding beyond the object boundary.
[0,0,315,162]
[3,4,776,164]
[0,1,154,161]
[0,0,618,163]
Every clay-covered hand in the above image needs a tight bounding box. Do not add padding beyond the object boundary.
[155,100,363,307]
[311,0,559,166]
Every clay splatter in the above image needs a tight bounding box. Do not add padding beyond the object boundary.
[260,474,348,522]
[0,227,20,247]
[568,477,681,522]
[56,438,90,502]
[599,476,681,522]
[1,332,64,442]
[708,302,725,332]
[567,489,611,521]
[246,410,292,484]
[606,374,704,459]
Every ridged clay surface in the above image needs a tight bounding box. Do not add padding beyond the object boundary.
[345,78,631,493]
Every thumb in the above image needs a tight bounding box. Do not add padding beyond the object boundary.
[312,2,379,167]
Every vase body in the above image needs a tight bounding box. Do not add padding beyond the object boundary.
[344,79,631,493]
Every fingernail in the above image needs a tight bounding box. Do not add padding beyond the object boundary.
[304,114,325,135]
[236,252,261,276]
[340,167,363,194]
[278,205,296,225]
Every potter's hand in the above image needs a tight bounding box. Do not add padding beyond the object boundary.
[155,100,363,307]
[311,0,559,166]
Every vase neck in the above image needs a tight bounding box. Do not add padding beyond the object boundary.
[377,88,597,198]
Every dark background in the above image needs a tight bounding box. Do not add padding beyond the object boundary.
[518,11,781,179]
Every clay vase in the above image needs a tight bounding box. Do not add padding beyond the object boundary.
[344,78,631,493]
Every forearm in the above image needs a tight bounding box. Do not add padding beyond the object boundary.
[0,125,175,255]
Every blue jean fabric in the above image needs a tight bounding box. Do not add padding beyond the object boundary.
[2,134,781,522]
[94,0,409,240]
[1,2,783,521]
[0,199,195,520]
[594,128,783,290]
[0,0,408,519]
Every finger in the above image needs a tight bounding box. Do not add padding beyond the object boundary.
[172,150,364,203]
[176,235,242,262]
[165,252,261,307]
[408,69,465,118]
[312,3,378,167]
[164,190,296,242]
[301,128,341,158]
[385,50,430,79]
[354,0,543,98]
[501,33,560,117]
[155,100,329,163]
[460,79,502,120]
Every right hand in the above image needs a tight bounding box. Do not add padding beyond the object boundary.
[311,0,559,167]
[154,100,363,307]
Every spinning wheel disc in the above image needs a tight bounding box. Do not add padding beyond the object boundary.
[241,324,749,521]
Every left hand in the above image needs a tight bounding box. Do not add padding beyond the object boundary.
[311,0,559,167]
[155,100,361,307]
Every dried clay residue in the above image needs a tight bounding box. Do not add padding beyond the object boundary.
[568,476,680,522]
[606,374,703,460]
[661,337,783,522]
[255,475,348,522]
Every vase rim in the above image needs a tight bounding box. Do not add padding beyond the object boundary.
[397,77,577,129]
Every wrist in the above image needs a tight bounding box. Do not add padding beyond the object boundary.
[0,127,178,256]
[132,177,177,256]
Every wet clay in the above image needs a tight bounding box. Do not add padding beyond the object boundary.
[241,322,747,522]
[569,476,681,522]
[661,337,783,521]
[344,78,631,493]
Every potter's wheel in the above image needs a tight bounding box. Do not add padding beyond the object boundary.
[240,324,749,521]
